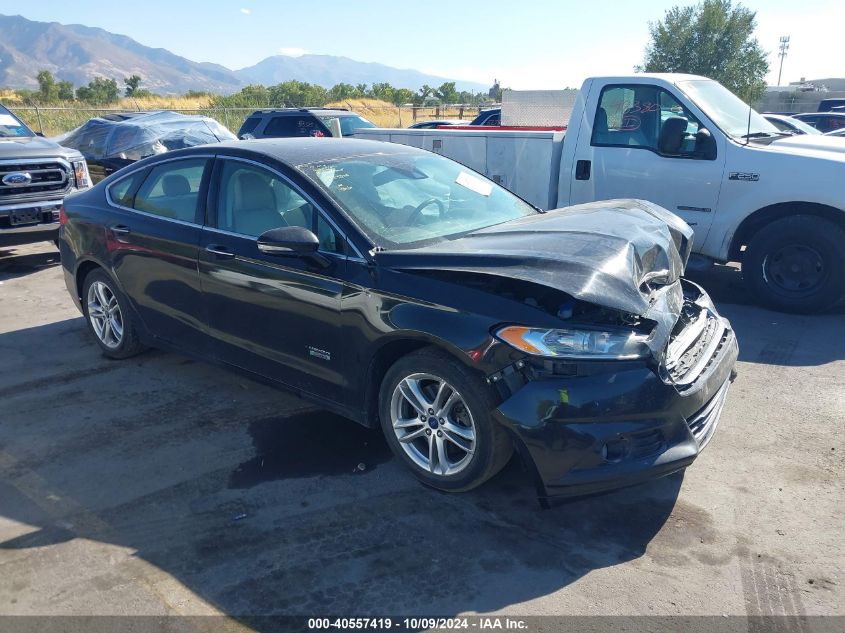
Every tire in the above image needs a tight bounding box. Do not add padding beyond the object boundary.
[379,348,513,492]
[81,269,146,359]
[743,215,845,313]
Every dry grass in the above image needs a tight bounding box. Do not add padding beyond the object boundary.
[327,98,481,128]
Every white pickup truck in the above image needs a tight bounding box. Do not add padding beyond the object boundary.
[356,73,845,313]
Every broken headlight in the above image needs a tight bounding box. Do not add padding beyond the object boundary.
[496,325,650,360]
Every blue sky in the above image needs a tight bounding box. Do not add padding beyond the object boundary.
[1,0,842,89]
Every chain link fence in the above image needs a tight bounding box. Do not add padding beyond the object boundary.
[11,104,488,137]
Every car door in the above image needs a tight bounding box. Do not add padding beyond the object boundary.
[569,83,726,246]
[197,156,350,399]
[106,155,212,354]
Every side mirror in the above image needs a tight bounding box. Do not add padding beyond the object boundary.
[694,128,717,160]
[658,117,687,154]
[257,226,319,255]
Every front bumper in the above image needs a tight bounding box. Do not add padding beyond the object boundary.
[0,199,64,247]
[492,311,738,501]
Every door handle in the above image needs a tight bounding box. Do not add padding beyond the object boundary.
[111,224,131,235]
[575,160,591,181]
[205,244,235,259]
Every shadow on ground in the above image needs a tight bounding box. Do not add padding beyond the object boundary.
[687,264,845,367]
[0,317,689,618]
[0,245,60,282]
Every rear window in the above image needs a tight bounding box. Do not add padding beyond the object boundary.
[238,116,261,137]
[263,115,328,137]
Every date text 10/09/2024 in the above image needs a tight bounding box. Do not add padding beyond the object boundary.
[307,617,529,630]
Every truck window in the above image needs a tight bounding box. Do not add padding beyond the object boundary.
[592,85,705,158]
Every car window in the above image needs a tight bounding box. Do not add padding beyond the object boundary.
[238,116,261,137]
[217,160,346,254]
[0,105,33,138]
[317,115,376,136]
[108,171,145,207]
[263,115,327,137]
[133,158,208,222]
[593,84,705,157]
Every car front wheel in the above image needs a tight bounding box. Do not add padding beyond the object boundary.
[743,215,845,313]
[82,269,146,359]
[379,348,513,492]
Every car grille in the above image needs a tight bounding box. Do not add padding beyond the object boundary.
[0,160,72,203]
[663,299,728,387]
[685,379,730,449]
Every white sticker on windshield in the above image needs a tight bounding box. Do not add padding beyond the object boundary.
[0,114,21,127]
[315,166,336,187]
[456,171,493,197]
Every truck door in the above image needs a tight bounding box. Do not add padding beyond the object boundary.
[569,83,726,247]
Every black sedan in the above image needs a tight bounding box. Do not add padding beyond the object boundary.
[59,138,737,500]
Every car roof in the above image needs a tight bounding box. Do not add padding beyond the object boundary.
[249,108,353,116]
[212,137,429,166]
[794,112,845,118]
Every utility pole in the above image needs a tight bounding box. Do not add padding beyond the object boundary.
[777,36,790,86]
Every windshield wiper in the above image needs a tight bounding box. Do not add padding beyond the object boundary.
[740,131,777,139]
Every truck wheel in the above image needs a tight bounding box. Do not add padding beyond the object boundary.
[82,269,146,359]
[743,215,845,313]
[379,348,513,492]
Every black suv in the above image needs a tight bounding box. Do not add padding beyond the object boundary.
[237,108,376,139]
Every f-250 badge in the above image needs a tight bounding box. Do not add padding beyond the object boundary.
[729,172,760,181]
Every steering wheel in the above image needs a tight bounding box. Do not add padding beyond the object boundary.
[407,198,446,226]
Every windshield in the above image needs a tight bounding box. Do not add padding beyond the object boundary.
[299,152,537,248]
[0,106,34,138]
[782,117,822,135]
[318,115,376,136]
[677,80,780,139]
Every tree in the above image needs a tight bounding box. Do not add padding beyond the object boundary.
[369,82,395,103]
[328,83,360,101]
[435,82,458,104]
[639,0,769,102]
[268,80,328,107]
[124,75,143,97]
[391,88,415,105]
[36,70,59,102]
[57,80,75,101]
[76,77,120,104]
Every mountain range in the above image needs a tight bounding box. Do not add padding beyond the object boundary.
[0,14,487,95]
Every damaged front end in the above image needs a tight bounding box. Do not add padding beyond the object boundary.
[376,199,738,501]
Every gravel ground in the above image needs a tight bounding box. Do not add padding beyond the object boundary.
[0,242,842,630]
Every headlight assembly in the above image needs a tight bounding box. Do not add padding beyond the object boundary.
[72,160,91,189]
[496,325,651,360]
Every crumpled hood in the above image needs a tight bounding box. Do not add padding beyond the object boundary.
[375,199,693,318]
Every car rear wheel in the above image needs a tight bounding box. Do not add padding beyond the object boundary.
[82,269,146,359]
[379,348,512,492]
[743,215,845,313]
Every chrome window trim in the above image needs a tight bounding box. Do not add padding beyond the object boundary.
[215,155,366,259]
[104,154,215,227]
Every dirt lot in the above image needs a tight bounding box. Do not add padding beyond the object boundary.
[0,242,843,628]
